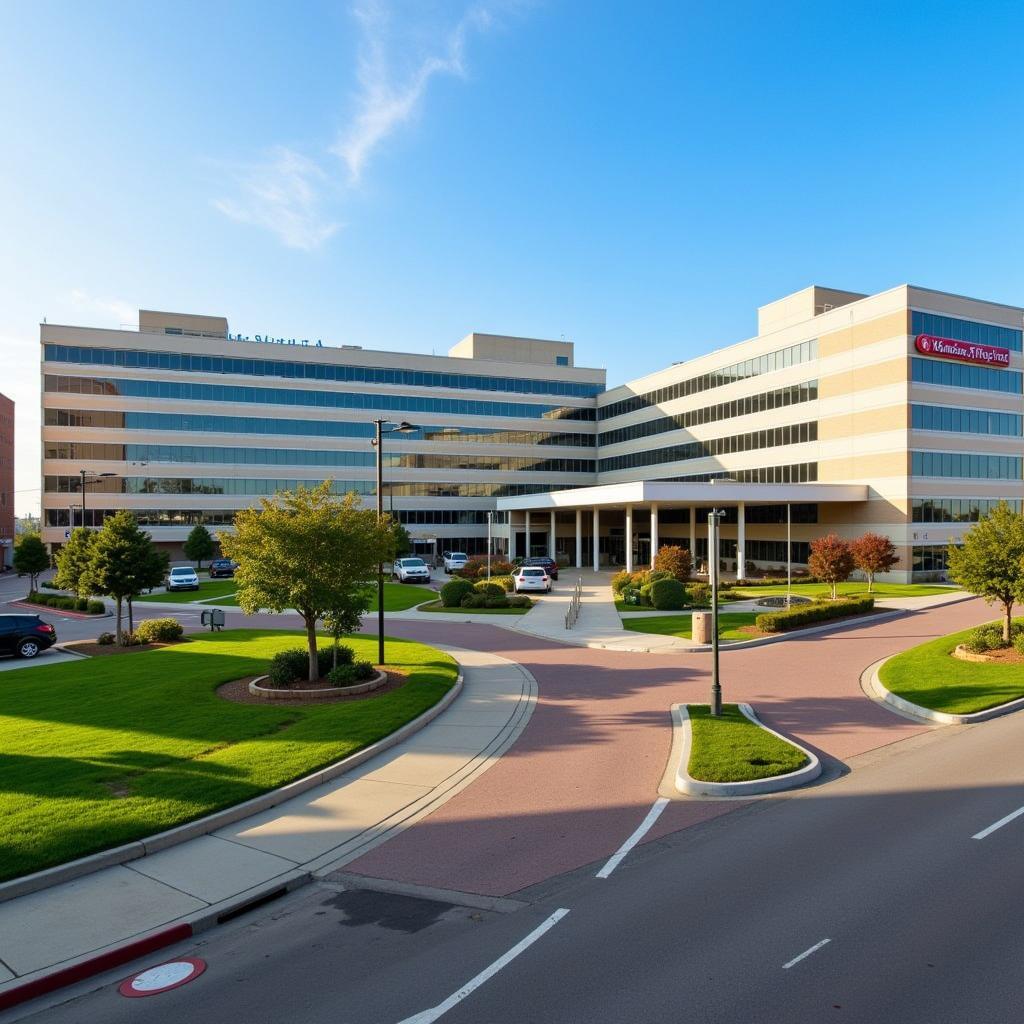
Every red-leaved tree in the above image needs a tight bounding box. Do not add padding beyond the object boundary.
[808,534,855,600]
[850,532,898,593]
[653,544,692,583]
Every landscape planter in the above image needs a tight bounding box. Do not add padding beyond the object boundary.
[248,669,389,700]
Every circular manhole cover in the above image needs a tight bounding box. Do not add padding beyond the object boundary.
[118,957,207,998]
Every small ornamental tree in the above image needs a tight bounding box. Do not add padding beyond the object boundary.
[653,544,692,583]
[220,484,394,682]
[13,533,49,592]
[54,528,96,597]
[183,524,215,570]
[807,534,855,600]
[850,532,899,593]
[947,502,1024,644]
[86,511,169,643]
[390,520,412,559]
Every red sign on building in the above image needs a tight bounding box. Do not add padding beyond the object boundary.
[915,334,1011,367]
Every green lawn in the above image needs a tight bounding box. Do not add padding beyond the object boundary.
[136,581,436,612]
[687,704,808,782]
[0,629,456,882]
[623,612,759,641]
[418,600,531,615]
[730,582,956,600]
[135,579,240,604]
[879,619,1024,715]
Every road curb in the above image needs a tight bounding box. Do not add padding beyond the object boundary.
[671,703,822,797]
[0,671,464,905]
[866,657,1024,725]
[8,601,112,621]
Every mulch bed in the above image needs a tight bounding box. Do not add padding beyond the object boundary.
[61,639,190,657]
[735,626,772,639]
[954,645,1024,664]
[217,669,409,705]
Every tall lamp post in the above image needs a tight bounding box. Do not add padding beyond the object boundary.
[486,511,493,580]
[708,508,724,717]
[372,419,417,665]
[78,469,117,529]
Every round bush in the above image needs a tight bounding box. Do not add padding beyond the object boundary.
[611,570,632,594]
[326,661,377,686]
[267,647,337,687]
[440,578,475,607]
[97,632,115,645]
[474,582,505,598]
[649,577,687,611]
[87,600,105,614]
[653,544,692,583]
[484,596,509,608]
[460,592,487,608]
[488,575,516,593]
[135,617,184,643]
[327,643,355,666]
[507,594,532,608]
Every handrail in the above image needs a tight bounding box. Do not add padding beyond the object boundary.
[564,575,584,630]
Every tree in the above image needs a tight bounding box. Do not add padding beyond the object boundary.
[808,534,855,600]
[13,533,49,592]
[850,533,899,593]
[87,511,169,643]
[54,528,96,597]
[390,520,412,559]
[183,524,215,570]
[653,544,692,583]
[947,502,1024,644]
[220,484,395,682]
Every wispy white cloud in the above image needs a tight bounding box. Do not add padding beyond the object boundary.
[68,288,136,326]
[213,147,340,251]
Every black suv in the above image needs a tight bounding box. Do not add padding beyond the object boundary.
[0,614,57,659]
[521,556,559,580]
[209,559,237,579]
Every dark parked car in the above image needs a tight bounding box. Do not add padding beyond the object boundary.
[0,614,57,659]
[521,556,559,581]
[209,559,238,579]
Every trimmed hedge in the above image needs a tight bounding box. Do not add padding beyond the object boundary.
[461,592,487,608]
[440,578,475,607]
[267,647,340,687]
[325,660,376,686]
[649,577,687,611]
[24,592,105,614]
[474,581,505,598]
[755,596,875,633]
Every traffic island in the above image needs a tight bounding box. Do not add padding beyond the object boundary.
[236,668,393,702]
[669,703,821,797]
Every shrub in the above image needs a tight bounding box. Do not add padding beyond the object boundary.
[75,598,89,612]
[474,581,505,598]
[638,583,653,606]
[649,577,687,610]
[648,569,673,584]
[326,661,377,686]
[507,594,532,608]
[97,632,115,645]
[717,589,739,602]
[440,578,475,607]
[267,647,336,687]
[490,560,515,576]
[619,586,642,606]
[455,564,482,580]
[460,592,487,609]
[484,596,510,609]
[688,582,712,607]
[611,570,633,594]
[120,631,143,647]
[755,596,874,633]
[52,596,74,610]
[654,545,692,583]
[965,622,1023,653]
[41,581,61,590]
[328,644,355,666]
[87,600,105,614]
[1013,632,1024,657]
[135,618,184,643]
[488,575,516,593]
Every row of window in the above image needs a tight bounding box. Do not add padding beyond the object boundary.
[396,509,509,526]
[599,340,817,421]
[911,357,1022,394]
[43,408,597,447]
[912,545,951,575]
[911,451,1022,480]
[43,376,596,421]
[684,503,819,525]
[598,381,818,447]
[911,498,1022,523]
[43,344,604,398]
[44,476,579,499]
[911,311,1022,352]
[910,404,1021,436]
[664,462,819,484]
[599,421,816,473]
[690,538,812,564]
[43,442,596,475]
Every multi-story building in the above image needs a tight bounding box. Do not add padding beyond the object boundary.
[40,283,1024,581]
[0,392,13,567]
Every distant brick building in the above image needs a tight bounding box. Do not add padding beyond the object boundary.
[0,393,13,567]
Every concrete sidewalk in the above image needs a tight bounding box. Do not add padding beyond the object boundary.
[0,647,536,998]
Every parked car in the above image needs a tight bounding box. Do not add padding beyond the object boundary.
[166,566,200,592]
[394,557,431,583]
[442,551,469,575]
[209,558,237,578]
[522,556,559,581]
[513,566,551,593]
[0,614,57,659]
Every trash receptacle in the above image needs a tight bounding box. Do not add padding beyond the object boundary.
[692,611,712,645]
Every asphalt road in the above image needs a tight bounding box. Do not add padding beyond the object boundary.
[16,704,1024,1024]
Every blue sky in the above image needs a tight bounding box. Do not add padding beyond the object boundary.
[3,0,1024,512]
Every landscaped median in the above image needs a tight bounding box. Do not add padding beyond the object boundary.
[672,703,821,796]
[874,619,1024,723]
[0,628,458,884]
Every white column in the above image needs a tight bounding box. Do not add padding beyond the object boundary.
[508,514,516,561]
[625,505,633,573]
[737,501,746,581]
[525,510,531,559]
[575,509,582,568]
[689,505,696,558]
[549,509,557,560]
[649,503,659,568]
[592,507,600,572]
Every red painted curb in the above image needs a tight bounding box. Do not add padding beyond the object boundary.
[9,601,105,620]
[0,922,193,1011]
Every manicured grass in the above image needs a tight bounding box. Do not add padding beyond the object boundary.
[623,612,759,641]
[687,704,808,782]
[135,579,240,604]
[0,629,457,882]
[418,600,531,615]
[730,582,957,600]
[137,582,436,612]
[879,619,1024,714]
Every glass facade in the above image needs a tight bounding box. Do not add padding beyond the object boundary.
[911,404,1021,436]
[911,311,1022,352]
[663,462,818,484]
[599,421,816,473]
[43,344,604,398]
[911,451,1022,480]
[912,545,951,576]
[599,340,817,421]
[44,375,596,421]
[911,497,1021,522]
[911,357,1022,394]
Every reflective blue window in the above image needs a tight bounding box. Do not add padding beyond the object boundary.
[912,311,1022,352]
[911,358,1022,394]
[911,451,1022,479]
[911,404,1022,436]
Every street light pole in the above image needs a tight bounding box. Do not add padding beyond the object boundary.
[78,469,116,531]
[486,511,493,580]
[708,508,724,717]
